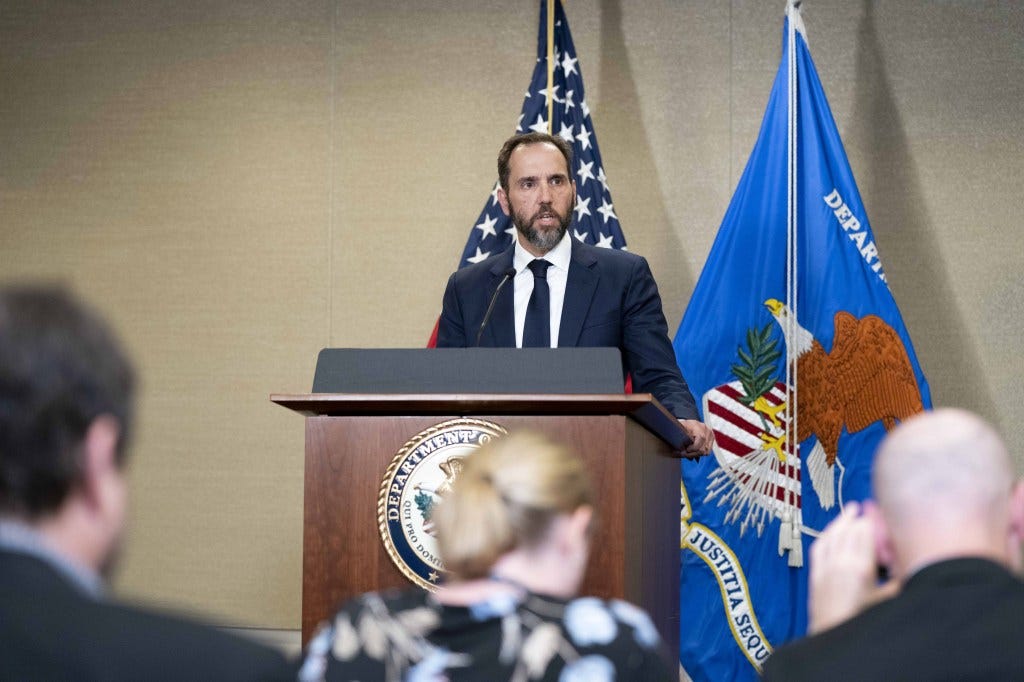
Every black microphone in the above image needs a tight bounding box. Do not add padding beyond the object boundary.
[475,267,517,347]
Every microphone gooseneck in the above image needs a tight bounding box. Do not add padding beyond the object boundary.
[475,267,517,346]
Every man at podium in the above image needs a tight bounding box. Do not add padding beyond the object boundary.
[438,132,713,456]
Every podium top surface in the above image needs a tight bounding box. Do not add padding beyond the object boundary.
[270,392,694,454]
[311,348,626,394]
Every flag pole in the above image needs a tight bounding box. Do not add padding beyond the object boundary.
[546,0,555,133]
[783,0,803,568]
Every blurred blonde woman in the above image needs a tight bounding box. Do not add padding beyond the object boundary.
[299,431,674,682]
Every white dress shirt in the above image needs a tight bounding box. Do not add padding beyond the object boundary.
[513,231,572,348]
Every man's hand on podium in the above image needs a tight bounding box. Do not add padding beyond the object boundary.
[679,419,715,458]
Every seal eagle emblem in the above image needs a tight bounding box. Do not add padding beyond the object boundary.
[377,418,507,589]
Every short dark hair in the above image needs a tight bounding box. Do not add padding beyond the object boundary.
[0,285,135,518]
[497,132,574,193]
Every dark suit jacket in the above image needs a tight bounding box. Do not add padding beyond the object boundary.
[761,558,1024,681]
[438,239,697,420]
[0,550,295,681]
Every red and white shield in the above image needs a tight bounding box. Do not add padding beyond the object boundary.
[701,381,802,539]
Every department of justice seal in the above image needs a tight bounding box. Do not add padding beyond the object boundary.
[377,418,507,590]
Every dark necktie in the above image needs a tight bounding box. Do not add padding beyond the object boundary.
[522,259,552,348]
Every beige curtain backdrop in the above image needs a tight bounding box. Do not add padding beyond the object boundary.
[2,1,1021,630]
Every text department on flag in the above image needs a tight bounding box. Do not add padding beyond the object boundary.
[823,189,886,283]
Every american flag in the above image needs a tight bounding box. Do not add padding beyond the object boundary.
[457,0,627,269]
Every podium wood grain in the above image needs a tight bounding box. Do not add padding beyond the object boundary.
[275,395,685,655]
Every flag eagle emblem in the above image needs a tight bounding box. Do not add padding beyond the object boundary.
[703,299,924,560]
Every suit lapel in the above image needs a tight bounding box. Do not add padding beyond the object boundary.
[559,240,599,347]
[483,249,516,347]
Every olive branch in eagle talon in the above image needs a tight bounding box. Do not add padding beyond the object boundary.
[730,322,788,461]
[414,491,434,520]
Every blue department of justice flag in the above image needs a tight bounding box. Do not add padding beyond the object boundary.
[457,0,627,269]
[672,4,931,680]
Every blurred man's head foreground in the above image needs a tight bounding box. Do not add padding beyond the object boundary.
[0,285,135,576]
[871,408,1024,579]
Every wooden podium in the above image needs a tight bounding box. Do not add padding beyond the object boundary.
[272,392,687,652]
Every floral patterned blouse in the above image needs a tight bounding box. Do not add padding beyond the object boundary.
[298,587,674,681]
